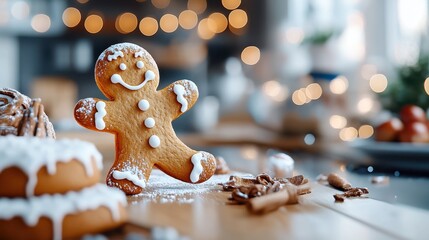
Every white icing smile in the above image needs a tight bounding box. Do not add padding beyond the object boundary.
[111,70,155,91]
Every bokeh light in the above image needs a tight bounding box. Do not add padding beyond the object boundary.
[84,14,103,34]
[151,0,170,9]
[179,10,198,29]
[222,0,241,10]
[369,74,388,93]
[139,17,158,36]
[424,77,429,95]
[241,46,260,65]
[197,18,215,40]
[160,14,178,33]
[357,97,374,114]
[62,7,81,28]
[359,125,374,138]
[229,9,247,29]
[116,12,138,34]
[330,76,348,94]
[188,0,206,15]
[208,12,228,33]
[31,14,51,33]
[329,115,347,129]
[339,127,358,141]
[262,80,289,102]
[11,1,30,20]
[305,83,322,100]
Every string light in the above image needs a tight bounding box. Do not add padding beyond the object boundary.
[222,0,241,10]
[228,9,247,29]
[77,0,89,3]
[369,74,388,93]
[84,14,103,34]
[179,10,198,30]
[285,27,304,44]
[160,14,178,33]
[241,46,260,65]
[62,7,81,28]
[139,17,158,36]
[31,14,51,33]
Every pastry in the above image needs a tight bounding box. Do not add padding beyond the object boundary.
[74,43,216,194]
[0,184,127,240]
[0,136,127,240]
[0,88,55,138]
[0,136,102,197]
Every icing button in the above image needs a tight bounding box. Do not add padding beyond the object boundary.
[144,118,155,128]
[138,99,150,111]
[148,135,160,148]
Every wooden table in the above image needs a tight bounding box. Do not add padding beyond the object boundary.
[57,131,429,240]
[124,170,428,240]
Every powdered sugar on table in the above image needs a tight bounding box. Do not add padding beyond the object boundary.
[130,169,251,204]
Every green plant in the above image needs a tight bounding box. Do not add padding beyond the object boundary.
[380,54,429,113]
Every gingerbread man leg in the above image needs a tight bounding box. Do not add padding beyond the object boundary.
[156,140,216,183]
[106,135,154,195]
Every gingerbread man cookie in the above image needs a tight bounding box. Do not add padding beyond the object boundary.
[74,43,216,194]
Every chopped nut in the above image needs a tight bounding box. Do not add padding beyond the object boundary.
[327,173,352,191]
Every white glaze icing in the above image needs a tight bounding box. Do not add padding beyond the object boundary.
[97,43,158,69]
[134,51,144,58]
[0,136,103,196]
[173,84,188,113]
[95,101,107,130]
[119,63,127,70]
[149,135,160,148]
[107,50,124,61]
[0,184,126,240]
[138,99,150,111]
[136,61,144,69]
[190,152,208,183]
[110,70,155,91]
[144,117,155,128]
[112,170,146,188]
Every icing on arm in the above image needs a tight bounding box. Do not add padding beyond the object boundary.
[74,98,114,132]
[160,80,199,119]
[95,101,107,130]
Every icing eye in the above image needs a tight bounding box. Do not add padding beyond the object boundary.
[119,63,127,71]
[136,61,144,69]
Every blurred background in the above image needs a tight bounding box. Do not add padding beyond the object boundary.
[0,0,428,148]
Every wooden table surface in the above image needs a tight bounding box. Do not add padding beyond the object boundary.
[124,170,428,240]
[57,131,429,240]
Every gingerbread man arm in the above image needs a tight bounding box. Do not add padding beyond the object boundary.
[74,98,118,132]
[159,80,199,120]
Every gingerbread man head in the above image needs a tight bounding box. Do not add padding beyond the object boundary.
[95,43,160,100]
